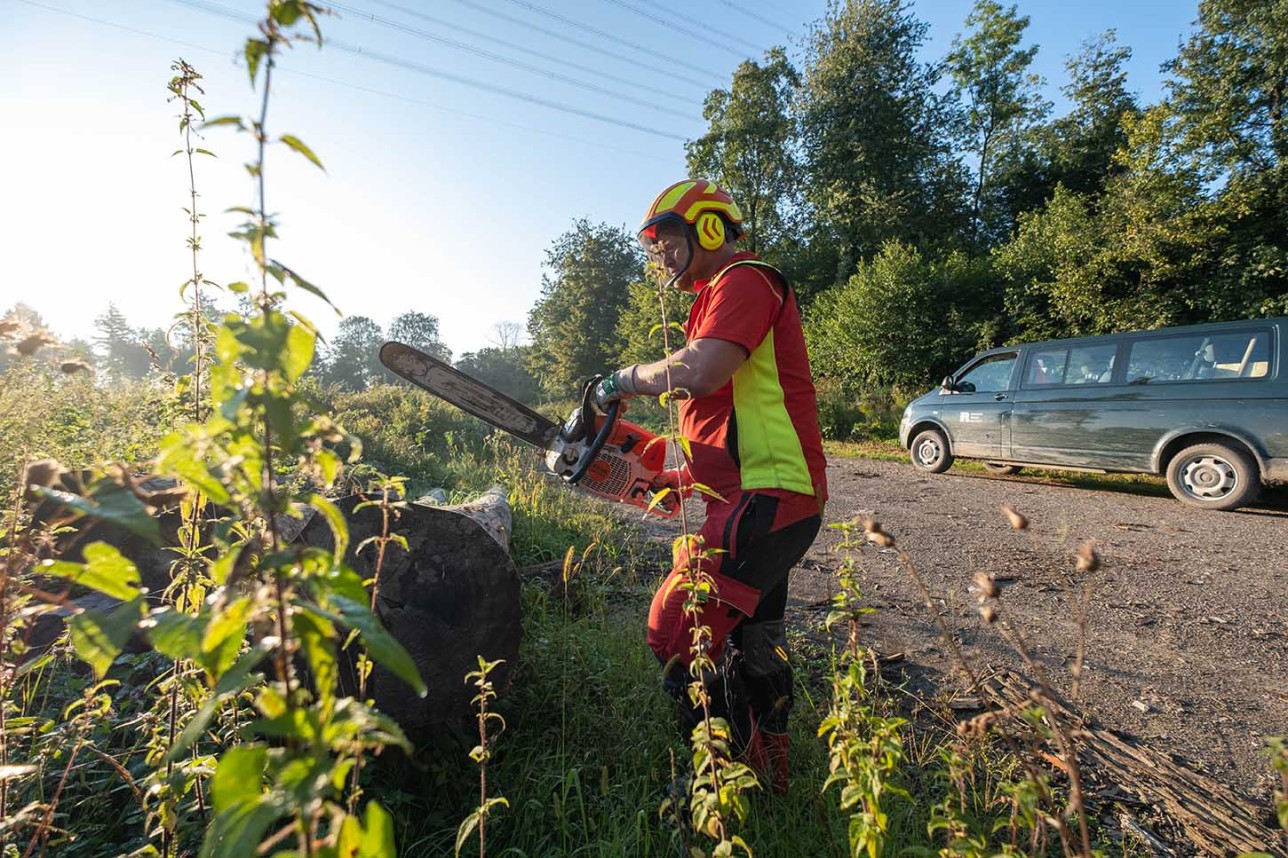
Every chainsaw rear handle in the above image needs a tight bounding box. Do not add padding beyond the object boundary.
[568,376,620,486]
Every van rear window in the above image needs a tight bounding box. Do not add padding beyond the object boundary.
[1126,331,1271,384]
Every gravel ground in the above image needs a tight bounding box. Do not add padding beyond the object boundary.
[787,456,1288,805]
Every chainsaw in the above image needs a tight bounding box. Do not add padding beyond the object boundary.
[378,341,679,517]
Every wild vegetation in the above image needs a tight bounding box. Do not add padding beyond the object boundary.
[2,0,1286,855]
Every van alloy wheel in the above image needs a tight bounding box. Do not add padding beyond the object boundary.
[1165,442,1260,511]
[910,428,953,474]
[1180,456,1236,498]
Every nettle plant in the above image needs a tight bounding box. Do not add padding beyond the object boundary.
[27,3,426,855]
[819,518,908,858]
[640,271,757,857]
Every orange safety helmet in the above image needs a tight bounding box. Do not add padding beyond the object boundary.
[639,179,744,252]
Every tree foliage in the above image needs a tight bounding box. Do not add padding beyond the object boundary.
[526,219,641,395]
[796,0,969,282]
[947,0,1048,248]
[321,315,387,391]
[388,310,451,363]
[686,48,801,259]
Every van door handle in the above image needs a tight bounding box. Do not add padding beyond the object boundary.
[994,393,1008,401]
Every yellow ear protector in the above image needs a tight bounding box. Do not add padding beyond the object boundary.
[694,211,726,251]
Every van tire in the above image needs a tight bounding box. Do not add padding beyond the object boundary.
[983,463,1022,475]
[910,428,953,474]
[1165,442,1260,511]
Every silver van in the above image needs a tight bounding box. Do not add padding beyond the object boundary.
[898,317,1288,510]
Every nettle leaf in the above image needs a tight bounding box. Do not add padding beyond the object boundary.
[243,38,269,86]
[271,0,303,26]
[202,596,252,677]
[69,598,145,679]
[202,115,245,130]
[329,596,426,697]
[273,261,338,314]
[212,745,267,814]
[279,134,325,171]
[308,494,349,560]
[32,480,161,545]
[283,322,315,383]
[38,542,141,600]
[147,607,206,661]
[167,643,272,763]
[294,606,337,708]
[159,435,230,504]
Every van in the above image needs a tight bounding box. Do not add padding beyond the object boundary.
[898,317,1288,510]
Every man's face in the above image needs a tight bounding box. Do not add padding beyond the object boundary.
[641,219,695,289]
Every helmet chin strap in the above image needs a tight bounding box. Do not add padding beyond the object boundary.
[662,230,696,290]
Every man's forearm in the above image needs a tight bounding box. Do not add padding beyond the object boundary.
[623,339,747,400]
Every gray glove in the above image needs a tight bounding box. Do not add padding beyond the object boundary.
[593,366,638,411]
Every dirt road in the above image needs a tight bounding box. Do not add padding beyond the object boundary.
[788,456,1288,802]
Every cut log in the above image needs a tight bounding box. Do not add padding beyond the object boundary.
[980,669,1286,856]
[297,489,521,733]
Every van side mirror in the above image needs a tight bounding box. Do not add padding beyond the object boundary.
[940,375,956,392]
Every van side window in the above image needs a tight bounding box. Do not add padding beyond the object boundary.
[1024,344,1116,386]
[954,353,1017,393]
[1127,331,1271,384]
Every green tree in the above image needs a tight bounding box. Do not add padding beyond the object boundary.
[686,47,801,259]
[990,30,1138,235]
[992,112,1211,342]
[93,304,152,382]
[805,241,991,390]
[615,280,695,367]
[526,219,640,394]
[389,310,451,363]
[322,314,386,391]
[1162,0,1288,317]
[455,345,540,403]
[796,0,969,285]
[947,0,1048,249]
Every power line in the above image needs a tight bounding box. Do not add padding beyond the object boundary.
[712,0,797,37]
[172,0,699,121]
[329,1,703,109]
[19,0,695,143]
[601,0,764,59]
[500,0,728,82]
[377,0,719,92]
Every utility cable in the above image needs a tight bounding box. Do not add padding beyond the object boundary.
[329,0,703,108]
[19,0,693,143]
[712,0,797,37]
[601,0,763,58]
[373,0,718,92]
[172,0,699,121]
[500,0,728,82]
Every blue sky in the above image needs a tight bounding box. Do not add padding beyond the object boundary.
[2,0,1199,359]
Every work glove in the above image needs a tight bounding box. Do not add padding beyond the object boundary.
[593,367,638,412]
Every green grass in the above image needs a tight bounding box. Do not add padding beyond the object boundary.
[826,437,1175,499]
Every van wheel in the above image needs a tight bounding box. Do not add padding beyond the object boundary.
[1165,443,1260,511]
[910,428,953,474]
[983,463,1022,476]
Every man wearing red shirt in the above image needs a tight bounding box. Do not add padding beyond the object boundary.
[595,179,827,794]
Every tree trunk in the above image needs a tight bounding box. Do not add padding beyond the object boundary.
[297,488,521,734]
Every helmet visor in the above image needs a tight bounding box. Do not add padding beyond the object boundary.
[638,215,693,282]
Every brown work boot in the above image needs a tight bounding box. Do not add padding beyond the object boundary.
[761,731,789,795]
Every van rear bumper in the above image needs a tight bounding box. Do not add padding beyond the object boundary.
[1265,458,1288,484]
